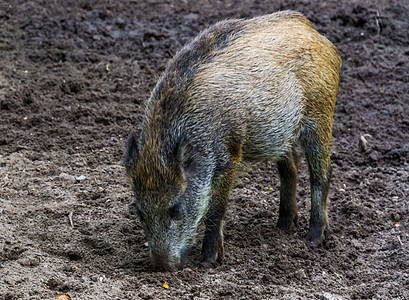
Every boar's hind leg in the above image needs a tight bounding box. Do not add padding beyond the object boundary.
[200,165,237,267]
[302,127,332,246]
[276,145,299,233]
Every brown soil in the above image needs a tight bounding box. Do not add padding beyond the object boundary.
[1,0,408,299]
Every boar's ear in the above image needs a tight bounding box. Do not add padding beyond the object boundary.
[173,134,187,165]
[169,134,192,174]
[124,132,139,168]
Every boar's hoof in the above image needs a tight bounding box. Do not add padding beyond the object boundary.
[199,249,223,268]
[277,214,298,234]
[305,226,328,247]
[199,256,222,268]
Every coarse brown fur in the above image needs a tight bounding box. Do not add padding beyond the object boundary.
[125,10,341,271]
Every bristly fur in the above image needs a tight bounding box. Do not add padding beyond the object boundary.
[125,10,341,270]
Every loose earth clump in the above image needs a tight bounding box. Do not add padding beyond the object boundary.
[0,0,408,299]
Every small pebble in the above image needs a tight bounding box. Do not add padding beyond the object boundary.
[76,175,87,182]
[56,295,71,300]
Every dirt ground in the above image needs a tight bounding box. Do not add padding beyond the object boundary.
[0,0,408,299]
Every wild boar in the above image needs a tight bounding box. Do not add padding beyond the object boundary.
[124,10,341,271]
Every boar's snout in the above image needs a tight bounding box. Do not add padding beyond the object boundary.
[149,248,185,271]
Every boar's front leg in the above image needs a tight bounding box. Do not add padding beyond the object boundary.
[200,165,237,267]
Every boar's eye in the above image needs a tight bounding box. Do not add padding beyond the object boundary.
[132,205,145,222]
[168,201,181,220]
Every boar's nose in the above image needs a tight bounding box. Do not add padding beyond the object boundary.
[150,249,181,271]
